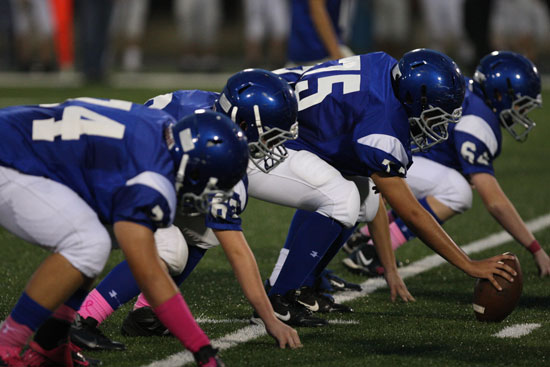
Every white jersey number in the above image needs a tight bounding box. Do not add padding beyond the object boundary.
[33,98,129,141]
[295,56,362,111]
[460,141,490,166]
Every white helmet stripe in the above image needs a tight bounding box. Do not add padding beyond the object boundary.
[253,105,264,135]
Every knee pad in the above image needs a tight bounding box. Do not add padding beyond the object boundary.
[155,225,190,275]
[357,178,380,223]
[59,228,111,279]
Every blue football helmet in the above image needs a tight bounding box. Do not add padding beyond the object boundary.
[472,51,542,142]
[214,68,299,173]
[167,110,249,214]
[392,48,465,152]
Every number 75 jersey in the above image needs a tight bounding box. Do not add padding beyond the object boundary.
[275,52,413,178]
[0,98,178,229]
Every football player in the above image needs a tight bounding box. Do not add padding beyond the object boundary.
[0,101,249,367]
[247,48,519,325]
[344,51,550,278]
[69,69,305,349]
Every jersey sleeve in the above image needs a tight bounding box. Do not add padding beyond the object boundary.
[204,179,248,231]
[112,172,177,231]
[355,134,410,177]
[453,115,497,176]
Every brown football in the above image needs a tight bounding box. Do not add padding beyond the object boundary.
[472,253,523,322]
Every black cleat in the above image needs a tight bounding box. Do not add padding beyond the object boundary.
[296,286,353,313]
[121,307,170,337]
[342,243,402,276]
[342,227,371,254]
[251,290,328,327]
[70,314,126,351]
[316,269,362,292]
[193,345,225,367]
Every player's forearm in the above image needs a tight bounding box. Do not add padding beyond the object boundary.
[369,196,398,274]
[215,230,279,322]
[400,208,472,272]
[114,222,179,307]
[485,198,535,248]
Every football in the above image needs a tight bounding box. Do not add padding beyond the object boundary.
[472,253,523,322]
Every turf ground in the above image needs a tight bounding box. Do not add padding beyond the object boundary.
[0,87,549,367]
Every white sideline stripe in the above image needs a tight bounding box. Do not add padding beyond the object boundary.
[493,323,541,338]
[194,317,359,325]
[143,213,550,367]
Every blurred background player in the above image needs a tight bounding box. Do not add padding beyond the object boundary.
[0,101,251,366]
[175,0,221,71]
[287,0,356,66]
[109,0,150,72]
[69,69,303,350]
[9,0,57,71]
[344,51,550,278]
[243,0,289,69]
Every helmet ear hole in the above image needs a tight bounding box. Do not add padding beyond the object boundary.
[239,121,248,131]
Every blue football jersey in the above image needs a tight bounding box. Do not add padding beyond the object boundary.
[276,53,412,178]
[146,90,248,231]
[145,90,219,121]
[415,78,502,177]
[0,98,178,230]
[288,0,343,63]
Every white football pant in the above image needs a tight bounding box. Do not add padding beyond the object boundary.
[0,166,111,278]
[406,156,473,213]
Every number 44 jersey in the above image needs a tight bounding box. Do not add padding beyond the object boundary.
[275,52,413,178]
[0,98,178,230]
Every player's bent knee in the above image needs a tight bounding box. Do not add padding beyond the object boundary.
[440,174,473,214]
[329,180,360,227]
[59,229,111,279]
[358,179,380,223]
[155,225,189,275]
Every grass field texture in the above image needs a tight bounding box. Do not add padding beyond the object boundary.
[0,88,549,367]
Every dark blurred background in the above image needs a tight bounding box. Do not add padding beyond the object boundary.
[0,0,548,85]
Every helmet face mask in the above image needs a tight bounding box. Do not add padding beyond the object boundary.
[169,110,249,215]
[248,122,298,172]
[473,51,542,142]
[409,105,462,152]
[393,49,465,152]
[499,94,541,142]
[215,69,299,173]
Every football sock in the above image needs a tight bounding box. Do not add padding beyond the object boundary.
[0,292,52,347]
[303,225,356,287]
[171,246,207,285]
[359,209,395,237]
[154,293,210,353]
[269,210,343,296]
[78,260,140,323]
[268,248,289,287]
[78,289,115,324]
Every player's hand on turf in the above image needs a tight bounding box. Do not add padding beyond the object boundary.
[384,270,415,302]
[468,254,517,291]
[265,319,302,349]
[533,248,550,277]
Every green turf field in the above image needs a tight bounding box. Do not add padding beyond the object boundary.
[0,88,549,367]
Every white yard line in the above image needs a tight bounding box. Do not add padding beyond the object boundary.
[143,212,550,367]
[493,323,542,338]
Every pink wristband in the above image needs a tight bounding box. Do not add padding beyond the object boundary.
[527,240,542,254]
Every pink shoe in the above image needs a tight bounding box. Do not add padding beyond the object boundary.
[0,345,25,367]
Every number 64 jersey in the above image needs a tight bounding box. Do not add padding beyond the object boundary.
[0,98,178,230]
[274,52,413,178]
